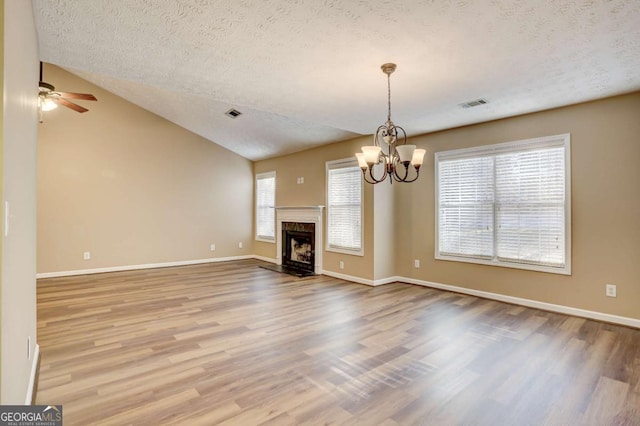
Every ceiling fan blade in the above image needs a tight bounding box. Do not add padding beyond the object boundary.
[56,98,89,113]
[56,91,97,101]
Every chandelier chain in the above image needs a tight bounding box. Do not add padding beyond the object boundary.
[387,72,392,123]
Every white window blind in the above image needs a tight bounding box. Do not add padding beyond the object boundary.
[326,159,363,254]
[438,155,495,259]
[436,134,571,274]
[256,171,275,241]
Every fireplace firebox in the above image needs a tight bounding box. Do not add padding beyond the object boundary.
[281,222,315,275]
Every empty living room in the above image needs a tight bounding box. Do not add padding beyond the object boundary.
[2,1,640,425]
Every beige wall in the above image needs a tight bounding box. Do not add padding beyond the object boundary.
[256,92,640,320]
[2,0,39,403]
[401,92,640,320]
[38,65,254,274]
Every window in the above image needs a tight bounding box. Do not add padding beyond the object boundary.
[326,159,363,255]
[435,134,571,274]
[256,171,275,242]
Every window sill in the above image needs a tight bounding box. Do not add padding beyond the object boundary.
[326,246,364,257]
[256,237,275,244]
[435,254,571,275]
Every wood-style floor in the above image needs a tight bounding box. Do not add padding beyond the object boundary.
[36,260,640,425]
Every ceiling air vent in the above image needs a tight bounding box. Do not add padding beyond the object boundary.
[459,98,489,109]
[225,108,242,118]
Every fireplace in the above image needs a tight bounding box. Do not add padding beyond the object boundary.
[270,206,324,276]
[282,222,315,274]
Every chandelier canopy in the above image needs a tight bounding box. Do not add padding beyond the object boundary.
[356,63,426,184]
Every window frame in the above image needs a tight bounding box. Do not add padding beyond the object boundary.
[255,170,276,243]
[325,158,364,256]
[435,134,571,275]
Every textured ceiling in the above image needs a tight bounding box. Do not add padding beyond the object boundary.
[32,0,640,160]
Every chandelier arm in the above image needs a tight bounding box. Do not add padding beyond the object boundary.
[368,162,388,183]
[361,169,378,185]
[392,162,410,182]
[373,130,381,148]
[375,125,390,147]
[395,165,421,183]
[402,168,421,183]
[396,126,407,145]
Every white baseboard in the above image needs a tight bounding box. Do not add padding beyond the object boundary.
[36,255,255,279]
[359,276,640,329]
[321,269,375,286]
[320,271,403,287]
[25,344,40,405]
[253,255,277,264]
[373,275,404,286]
[319,272,640,328]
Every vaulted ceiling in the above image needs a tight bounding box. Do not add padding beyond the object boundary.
[32,0,640,160]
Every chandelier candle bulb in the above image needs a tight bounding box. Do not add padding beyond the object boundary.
[362,146,382,165]
[355,153,368,169]
[396,145,416,164]
[411,149,426,167]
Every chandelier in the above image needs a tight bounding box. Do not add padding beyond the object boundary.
[355,63,426,184]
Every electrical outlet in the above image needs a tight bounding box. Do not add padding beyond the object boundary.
[339,261,344,270]
[210,244,216,251]
[414,259,420,268]
[606,284,617,298]
[83,251,91,260]
[238,242,243,249]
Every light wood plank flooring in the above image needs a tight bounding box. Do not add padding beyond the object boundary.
[36,260,640,425]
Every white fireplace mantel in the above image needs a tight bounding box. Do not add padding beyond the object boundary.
[275,206,324,274]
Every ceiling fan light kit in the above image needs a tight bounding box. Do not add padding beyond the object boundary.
[40,98,58,112]
[356,63,426,184]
